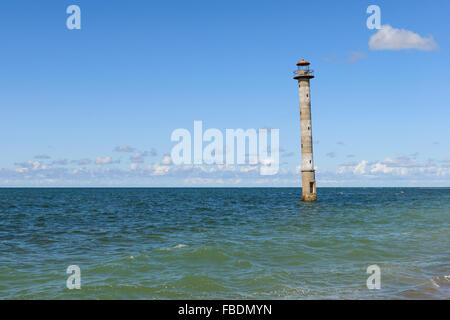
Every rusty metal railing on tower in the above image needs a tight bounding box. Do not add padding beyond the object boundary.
[293,69,314,77]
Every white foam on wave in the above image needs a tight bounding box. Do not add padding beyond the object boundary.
[158,244,189,251]
[172,244,188,249]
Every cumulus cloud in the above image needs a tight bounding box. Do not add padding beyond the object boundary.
[95,156,119,165]
[161,155,172,165]
[130,152,148,163]
[130,163,139,170]
[114,146,135,153]
[353,160,368,175]
[2,152,450,187]
[152,163,171,176]
[369,25,438,51]
[336,154,449,180]
[14,160,48,171]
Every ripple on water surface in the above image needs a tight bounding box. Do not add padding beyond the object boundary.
[0,187,449,299]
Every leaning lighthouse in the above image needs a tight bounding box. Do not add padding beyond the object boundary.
[294,59,317,201]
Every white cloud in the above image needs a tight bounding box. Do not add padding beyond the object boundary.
[14,160,48,171]
[152,163,171,176]
[161,155,172,165]
[2,152,450,187]
[130,163,139,170]
[370,162,408,175]
[369,25,438,51]
[130,152,148,163]
[336,155,450,180]
[353,160,368,175]
[95,156,119,165]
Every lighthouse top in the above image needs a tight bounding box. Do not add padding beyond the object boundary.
[293,58,314,80]
[296,59,310,66]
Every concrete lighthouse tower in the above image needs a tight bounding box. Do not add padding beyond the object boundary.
[293,59,317,201]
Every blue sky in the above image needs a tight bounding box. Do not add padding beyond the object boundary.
[0,0,449,186]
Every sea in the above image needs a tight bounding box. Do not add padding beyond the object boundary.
[0,187,448,299]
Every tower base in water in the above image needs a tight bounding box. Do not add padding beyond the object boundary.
[301,194,317,202]
[301,170,317,202]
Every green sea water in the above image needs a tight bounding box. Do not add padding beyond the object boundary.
[0,188,449,299]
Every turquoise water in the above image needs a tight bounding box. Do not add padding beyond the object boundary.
[0,188,449,299]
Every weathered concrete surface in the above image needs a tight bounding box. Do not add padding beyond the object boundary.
[301,170,316,201]
[296,67,317,202]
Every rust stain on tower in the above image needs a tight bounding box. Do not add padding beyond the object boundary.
[293,59,317,201]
